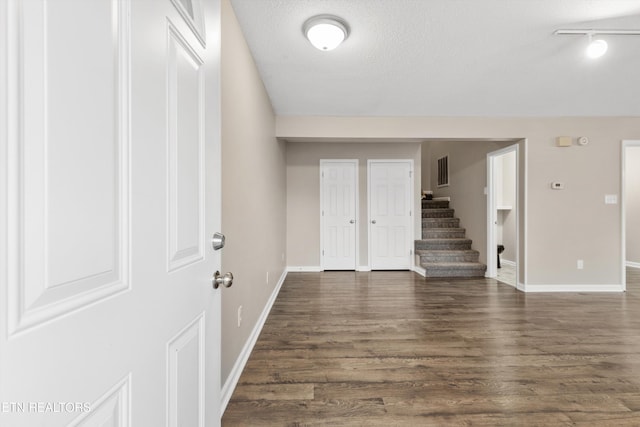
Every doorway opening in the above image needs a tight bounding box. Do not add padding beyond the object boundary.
[487,144,520,287]
[622,140,640,290]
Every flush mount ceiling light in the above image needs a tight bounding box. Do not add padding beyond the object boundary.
[303,15,349,51]
[554,29,640,59]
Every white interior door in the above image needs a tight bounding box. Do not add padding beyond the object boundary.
[321,160,358,270]
[0,0,223,425]
[368,160,413,270]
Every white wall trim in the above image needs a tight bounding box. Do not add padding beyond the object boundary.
[500,259,516,267]
[521,283,624,293]
[627,261,640,269]
[357,266,371,272]
[432,196,450,202]
[287,266,322,272]
[221,269,287,413]
[412,265,426,277]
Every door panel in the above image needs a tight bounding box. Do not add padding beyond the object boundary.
[321,161,357,270]
[167,21,205,271]
[0,0,222,425]
[369,161,412,270]
[6,0,130,337]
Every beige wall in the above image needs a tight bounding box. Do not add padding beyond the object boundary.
[286,142,421,269]
[221,0,286,384]
[627,146,640,264]
[278,116,640,287]
[421,141,432,193]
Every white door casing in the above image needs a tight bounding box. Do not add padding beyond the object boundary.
[0,0,222,425]
[320,160,358,270]
[622,140,640,291]
[486,144,519,286]
[368,160,413,270]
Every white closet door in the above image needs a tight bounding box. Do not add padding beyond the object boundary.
[321,160,358,270]
[369,160,412,270]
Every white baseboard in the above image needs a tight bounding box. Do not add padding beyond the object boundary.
[431,196,451,201]
[521,283,624,293]
[288,266,375,273]
[627,261,640,269]
[412,265,426,277]
[500,259,516,267]
[220,269,287,414]
[287,266,322,272]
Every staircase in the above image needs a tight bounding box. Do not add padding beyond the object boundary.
[414,199,487,278]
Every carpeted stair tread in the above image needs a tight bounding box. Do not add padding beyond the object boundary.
[415,238,472,251]
[422,200,450,209]
[417,249,480,262]
[422,208,455,218]
[421,262,487,278]
[422,228,466,238]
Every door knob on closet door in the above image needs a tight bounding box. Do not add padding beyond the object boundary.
[212,271,234,289]
[371,220,377,224]
[349,219,355,224]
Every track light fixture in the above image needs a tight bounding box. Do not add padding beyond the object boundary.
[554,29,640,59]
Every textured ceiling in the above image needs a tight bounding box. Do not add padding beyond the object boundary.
[229,0,640,117]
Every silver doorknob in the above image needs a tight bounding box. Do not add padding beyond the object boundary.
[213,271,233,289]
[349,219,355,224]
[211,232,226,251]
[371,220,377,224]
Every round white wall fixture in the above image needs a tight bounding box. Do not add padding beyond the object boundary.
[578,136,589,146]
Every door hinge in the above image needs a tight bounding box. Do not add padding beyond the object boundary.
[409,170,413,178]
[409,210,412,216]
[322,210,324,216]
[322,250,325,255]
[322,171,324,178]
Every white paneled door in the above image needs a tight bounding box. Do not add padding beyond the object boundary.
[368,160,413,270]
[0,0,222,426]
[321,160,358,270]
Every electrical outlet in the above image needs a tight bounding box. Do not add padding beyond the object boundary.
[577,260,584,270]
[237,306,243,327]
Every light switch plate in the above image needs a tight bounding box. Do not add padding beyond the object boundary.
[605,194,618,204]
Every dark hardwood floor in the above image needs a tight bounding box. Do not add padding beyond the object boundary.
[222,268,640,426]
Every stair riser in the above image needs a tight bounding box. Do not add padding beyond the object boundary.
[422,209,454,218]
[422,200,450,209]
[423,268,486,278]
[422,230,466,239]
[415,241,472,251]
[420,253,479,263]
[422,219,460,228]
